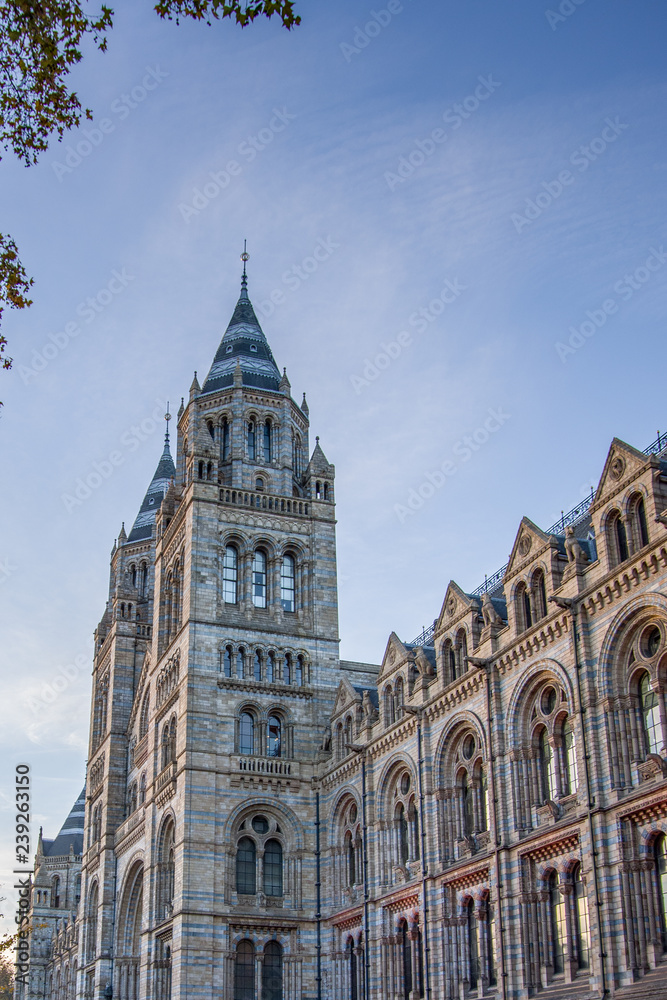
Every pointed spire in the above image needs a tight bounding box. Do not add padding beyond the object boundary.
[37,826,44,859]
[189,371,200,401]
[201,250,282,395]
[128,423,176,543]
[118,522,127,543]
[301,392,309,416]
[280,367,291,393]
[178,397,184,418]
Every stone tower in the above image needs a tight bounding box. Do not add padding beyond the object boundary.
[78,265,350,1000]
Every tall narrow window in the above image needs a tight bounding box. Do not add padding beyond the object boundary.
[224,646,232,677]
[236,839,256,894]
[548,871,565,973]
[263,421,272,463]
[284,653,292,685]
[522,583,533,630]
[533,569,548,621]
[400,921,412,1000]
[267,716,282,758]
[467,899,479,988]
[254,650,262,681]
[655,834,667,949]
[462,773,474,836]
[266,651,275,683]
[252,550,267,608]
[281,555,296,612]
[237,648,245,680]
[234,940,255,1000]
[640,672,663,754]
[443,640,456,683]
[563,720,578,794]
[397,804,409,865]
[51,876,60,909]
[263,941,283,1000]
[346,832,356,886]
[223,546,238,604]
[539,728,557,801]
[222,419,230,461]
[637,497,649,548]
[347,938,357,1000]
[263,839,283,896]
[572,864,590,969]
[611,512,629,563]
[296,655,304,685]
[248,421,256,461]
[239,712,254,755]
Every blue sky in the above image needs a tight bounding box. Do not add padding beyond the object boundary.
[1,0,667,922]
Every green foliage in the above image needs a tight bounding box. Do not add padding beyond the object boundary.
[156,1,300,29]
[0,233,33,372]
[0,954,13,1000]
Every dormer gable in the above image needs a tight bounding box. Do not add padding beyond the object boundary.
[435,581,480,634]
[504,517,555,584]
[331,674,362,722]
[377,631,410,682]
[595,437,650,503]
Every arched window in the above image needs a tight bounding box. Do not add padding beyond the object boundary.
[51,875,60,909]
[139,772,146,805]
[456,629,468,677]
[267,716,281,758]
[131,564,137,588]
[129,782,138,815]
[234,940,255,1000]
[74,874,81,906]
[263,941,283,1000]
[254,649,262,681]
[654,834,667,950]
[266,651,275,683]
[255,477,264,491]
[443,639,456,683]
[292,434,302,477]
[562,717,578,795]
[158,821,175,920]
[399,920,412,1000]
[466,898,479,989]
[608,510,629,565]
[236,839,257,894]
[516,582,532,632]
[207,420,215,440]
[140,562,148,597]
[346,831,356,887]
[462,772,474,837]
[539,727,557,801]
[572,863,590,969]
[85,883,99,963]
[532,569,548,621]
[394,676,404,718]
[347,937,357,1000]
[296,654,304,685]
[384,685,395,726]
[263,839,283,896]
[397,804,409,865]
[252,550,267,608]
[239,712,255,755]
[161,724,170,770]
[281,555,296,612]
[284,653,292,685]
[222,418,230,461]
[139,692,150,739]
[169,716,177,763]
[640,671,662,754]
[223,546,238,604]
[263,420,272,463]
[634,495,649,549]
[247,421,256,461]
[237,647,245,679]
[224,645,233,677]
[547,871,565,973]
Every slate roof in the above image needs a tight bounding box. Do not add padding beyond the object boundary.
[128,436,175,542]
[43,787,85,857]
[201,277,281,394]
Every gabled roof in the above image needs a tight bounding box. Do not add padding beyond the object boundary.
[201,276,281,394]
[595,437,650,503]
[436,581,480,631]
[44,787,85,857]
[128,434,175,542]
[504,516,553,582]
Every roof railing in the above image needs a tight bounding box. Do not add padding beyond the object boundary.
[407,429,667,643]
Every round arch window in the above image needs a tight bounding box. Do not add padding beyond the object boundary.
[252,815,269,834]
[462,734,475,760]
[642,625,662,659]
[400,773,411,795]
[541,686,558,716]
[349,803,358,824]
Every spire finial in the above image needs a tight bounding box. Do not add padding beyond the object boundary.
[164,402,171,447]
[241,240,249,295]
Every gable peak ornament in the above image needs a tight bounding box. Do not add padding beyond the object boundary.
[518,533,532,557]
[610,454,626,481]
